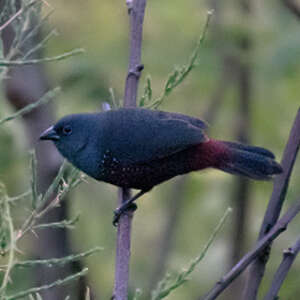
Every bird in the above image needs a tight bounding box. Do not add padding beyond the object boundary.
[40,107,282,225]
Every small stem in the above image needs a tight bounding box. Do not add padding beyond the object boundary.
[6,268,88,300]
[0,195,15,296]
[0,7,23,32]
[0,49,84,66]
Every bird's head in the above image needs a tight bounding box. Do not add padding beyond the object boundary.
[40,114,94,159]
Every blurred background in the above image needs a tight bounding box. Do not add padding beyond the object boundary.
[0,0,300,299]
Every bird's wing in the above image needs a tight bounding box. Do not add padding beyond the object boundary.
[103,110,208,165]
[155,110,208,129]
[141,118,208,160]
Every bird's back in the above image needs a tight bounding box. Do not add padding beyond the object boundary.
[96,108,208,165]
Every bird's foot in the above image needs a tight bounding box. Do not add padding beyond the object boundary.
[113,203,137,226]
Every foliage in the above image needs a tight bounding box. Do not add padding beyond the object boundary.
[139,10,213,109]
[0,153,100,299]
[0,0,300,299]
[0,0,83,81]
[0,1,97,299]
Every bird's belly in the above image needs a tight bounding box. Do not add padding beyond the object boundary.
[96,146,205,190]
[98,163,180,190]
[97,164,154,190]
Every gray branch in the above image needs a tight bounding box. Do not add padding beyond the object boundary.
[113,188,134,300]
[113,1,147,300]
[123,0,146,107]
[201,196,300,300]
[263,237,300,300]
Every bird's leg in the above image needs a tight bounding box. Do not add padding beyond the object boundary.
[113,190,147,226]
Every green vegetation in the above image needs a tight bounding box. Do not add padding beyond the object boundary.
[0,0,299,299]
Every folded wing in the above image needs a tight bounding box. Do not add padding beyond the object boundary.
[101,108,208,165]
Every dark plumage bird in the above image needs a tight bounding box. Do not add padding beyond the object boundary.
[40,108,282,224]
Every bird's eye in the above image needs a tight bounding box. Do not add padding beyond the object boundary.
[62,125,72,136]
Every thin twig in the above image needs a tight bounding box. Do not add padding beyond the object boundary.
[13,247,102,268]
[113,1,147,300]
[0,87,60,125]
[0,48,84,66]
[147,10,213,109]
[30,151,39,209]
[8,164,83,251]
[243,108,300,299]
[7,190,32,203]
[0,7,23,32]
[23,29,58,59]
[201,197,300,300]
[17,9,55,55]
[0,193,15,297]
[6,268,88,300]
[33,213,80,230]
[263,237,300,300]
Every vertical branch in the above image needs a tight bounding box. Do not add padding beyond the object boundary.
[114,188,133,299]
[113,1,147,299]
[123,0,146,107]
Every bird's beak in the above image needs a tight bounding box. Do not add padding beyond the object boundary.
[39,126,60,141]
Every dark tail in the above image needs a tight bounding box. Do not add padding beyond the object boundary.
[215,140,282,180]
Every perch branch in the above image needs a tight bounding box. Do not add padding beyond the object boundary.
[113,1,147,300]
[123,0,146,107]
